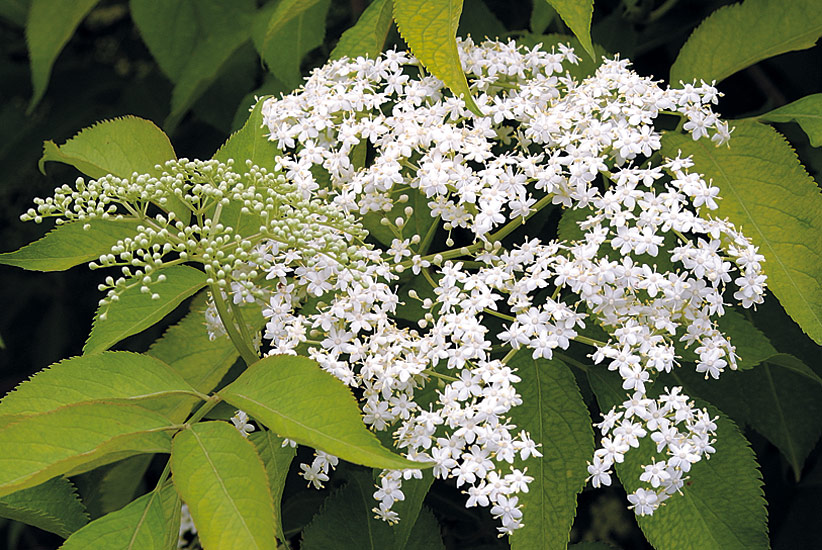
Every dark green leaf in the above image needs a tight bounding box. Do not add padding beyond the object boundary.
[404,506,445,550]
[330,0,394,61]
[72,455,153,520]
[0,477,88,538]
[249,430,296,544]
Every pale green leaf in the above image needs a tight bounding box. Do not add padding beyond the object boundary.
[508,354,594,550]
[147,293,242,394]
[661,122,822,344]
[219,355,426,470]
[249,430,296,544]
[300,468,395,550]
[84,265,207,355]
[670,0,822,84]
[38,116,176,179]
[392,0,481,115]
[588,370,769,550]
[0,402,174,498]
[59,485,180,550]
[0,477,88,538]
[673,362,822,481]
[25,0,101,110]
[0,351,200,426]
[213,97,281,173]
[0,219,140,272]
[330,0,394,60]
[73,454,153,519]
[171,421,278,550]
[252,0,330,89]
[543,1,595,59]
[759,94,822,147]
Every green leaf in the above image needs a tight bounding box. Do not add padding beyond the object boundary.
[330,0,394,61]
[0,219,140,272]
[759,94,822,147]
[213,97,281,173]
[0,351,200,426]
[767,353,822,389]
[515,34,607,81]
[249,430,296,544]
[389,471,434,550]
[84,265,208,355]
[72,454,153,519]
[531,1,556,33]
[171,421,278,550]
[543,1,595,59]
[38,116,176,179]
[661,122,822,345]
[362,186,433,246]
[0,402,174,498]
[252,0,330,89]
[507,354,594,550]
[392,0,481,116]
[300,468,395,550]
[219,355,426,470]
[147,293,242,394]
[59,485,181,550]
[161,1,256,130]
[670,0,822,84]
[588,369,769,550]
[0,477,88,538]
[673,362,822,481]
[404,506,445,550]
[457,0,506,40]
[25,0,101,110]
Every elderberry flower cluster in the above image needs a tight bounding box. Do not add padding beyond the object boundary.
[245,37,767,529]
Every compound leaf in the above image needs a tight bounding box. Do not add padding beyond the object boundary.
[661,122,822,345]
[508,354,594,550]
[171,421,278,550]
[393,0,481,115]
[0,402,174,498]
[0,219,140,272]
[330,0,394,61]
[249,430,296,544]
[59,485,180,550]
[588,369,769,550]
[759,94,822,147]
[38,116,176,180]
[671,0,822,84]
[84,265,207,356]
[25,0,101,110]
[220,355,426,470]
[0,477,88,539]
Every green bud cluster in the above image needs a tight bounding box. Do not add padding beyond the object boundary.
[22,158,370,317]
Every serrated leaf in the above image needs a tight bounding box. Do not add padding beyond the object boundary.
[59,485,180,550]
[300,468,395,550]
[25,0,101,110]
[588,369,769,550]
[673,362,822,481]
[543,1,595,60]
[219,355,426,470]
[249,430,296,544]
[38,116,176,180]
[213,97,280,173]
[330,0,394,61]
[0,402,174,498]
[252,0,330,89]
[661,122,822,345]
[404,506,445,550]
[171,421,278,550]
[0,219,140,272]
[670,0,822,84]
[389,470,434,550]
[72,454,153,519]
[393,0,481,116]
[0,477,88,538]
[84,265,207,355]
[507,354,594,550]
[147,293,242,394]
[759,94,822,147]
[0,351,200,427]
